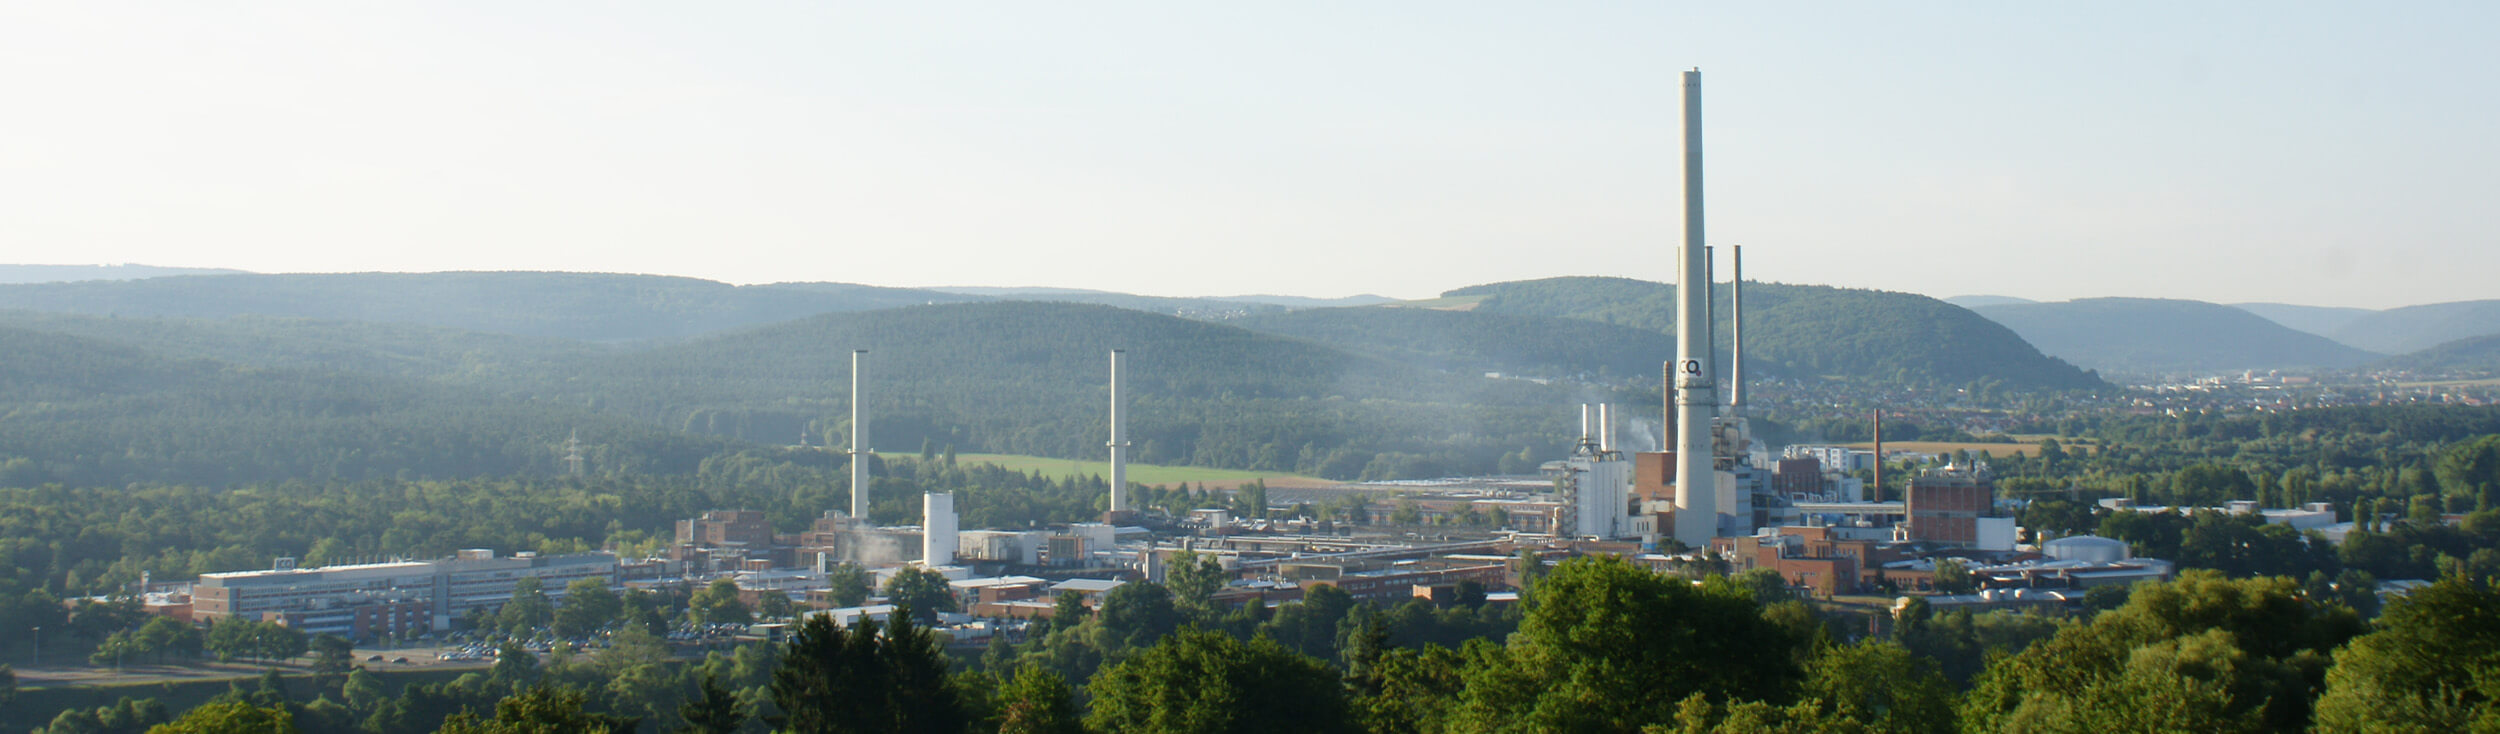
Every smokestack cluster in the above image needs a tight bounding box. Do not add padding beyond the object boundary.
[851,349,870,518]
[1671,69,1719,548]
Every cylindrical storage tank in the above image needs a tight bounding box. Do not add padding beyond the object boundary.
[2043,535,2129,564]
[923,492,958,566]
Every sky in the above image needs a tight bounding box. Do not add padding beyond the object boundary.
[3,3,2495,308]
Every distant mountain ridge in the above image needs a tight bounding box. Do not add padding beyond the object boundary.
[2329,300,2500,355]
[1441,277,2103,390]
[2380,333,2500,377]
[1971,298,2381,377]
[1945,295,2038,308]
[0,272,985,342]
[2230,302,2375,339]
[0,263,249,284]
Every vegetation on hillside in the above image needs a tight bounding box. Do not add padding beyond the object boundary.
[1235,306,1677,383]
[1445,276,2104,390]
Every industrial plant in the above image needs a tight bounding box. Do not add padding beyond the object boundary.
[125,71,2190,648]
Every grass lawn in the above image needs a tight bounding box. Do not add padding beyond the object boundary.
[948,453,1324,489]
[1845,440,2064,458]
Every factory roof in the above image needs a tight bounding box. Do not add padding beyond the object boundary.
[1051,579,1126,594]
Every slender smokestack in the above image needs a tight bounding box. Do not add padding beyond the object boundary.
[1579,404,1594,444]
[1108,349,1129,513]
[1707,245,1717,404]
[850,349,870,518]
[1872,410,1884,501]
[1599,403,1614,453]
[1731,245,1744,411]
[1672,69,1719,548]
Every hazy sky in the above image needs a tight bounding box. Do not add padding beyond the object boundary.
[5,3,2495,308]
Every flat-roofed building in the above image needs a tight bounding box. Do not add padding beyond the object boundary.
[190,550,618,640]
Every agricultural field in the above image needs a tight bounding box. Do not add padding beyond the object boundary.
[947,453,1326,489]
[1842,440,2083,458]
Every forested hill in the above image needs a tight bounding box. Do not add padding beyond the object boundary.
[1971,298,2383,377]
[1233,306,1683,383]
[2329,299,2500,355]
[2380,333,2500,377]
[541,301,1580,479]
[1441,277,2103,390]
[0,271,984,342]
[0,309,606,383]
[925,287,1290,319]
[0,326,731,488]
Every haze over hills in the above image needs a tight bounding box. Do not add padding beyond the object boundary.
[925,286,1290,319]
[531,300,1578,479]
[1944,295,2039,308]
[2328,300,2500,355]
[1441,277,2104,390]
[0,263,249,284]
[1969,298,2382,376]
[0,309,607,384]
[2230,303,2376,340]
[1234,306,1683,383]
[0,272,985,342]
[2379,332,2500,377]
[0,325,728,488]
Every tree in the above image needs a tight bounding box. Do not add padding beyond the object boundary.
[994,666,1083,734]
[1096,582,1181,650]
[1165,550,1226,620]
[489,640,541,687]
[438,684,637,734]
[499,576,554,635]
[826,563,872,608]
[882,566,957,624]
[1932,558,1975,595]
[1803,640,1956,733]
[1962,570,2364,732]
[553,578,622,638]
[689,578,752,626]
[2313,576,2500,731]
[678,673,747,734]
[768,612,966,733]
[311,633,356,675]
[149,700,298,734]
[1085,628,1357,734]
[1450,556,1802,731]
[2438,435,2500,511]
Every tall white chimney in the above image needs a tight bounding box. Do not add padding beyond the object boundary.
[1108,349,1130,514]
[1599,403,1614,453]
[1672,69,1719,548]
[922,492,957,566]
[1731,245,1745,412]
[850,349,870,519]
[1579,404,1594,444]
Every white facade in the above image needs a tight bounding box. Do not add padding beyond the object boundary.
[1569,458,1630,538]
